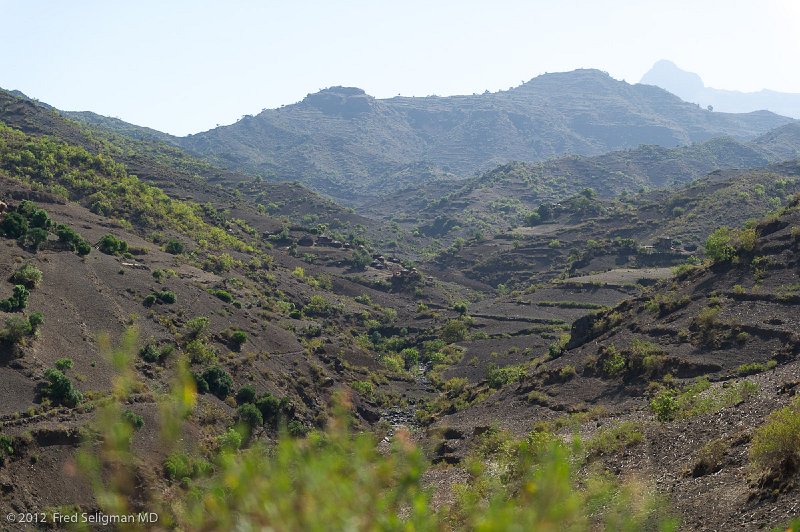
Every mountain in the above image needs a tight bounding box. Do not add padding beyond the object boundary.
[641,60,800,119]
[175,69,794,202]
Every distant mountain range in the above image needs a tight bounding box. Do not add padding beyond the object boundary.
[641,60,800,119]
[63,69,794,203]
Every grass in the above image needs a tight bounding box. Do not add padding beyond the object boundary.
[586,421,644,457]
[650,378,758,422]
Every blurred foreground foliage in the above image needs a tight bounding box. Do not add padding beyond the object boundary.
[75,328,676,531]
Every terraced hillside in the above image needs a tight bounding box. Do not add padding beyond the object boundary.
[369,123,800,245]
[423,197,800,530]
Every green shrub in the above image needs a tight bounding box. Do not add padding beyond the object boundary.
[98,234,129,255]
[0,313,43,345]
[164,452,194,481]
[400,348,420,369]
[0,434,13,464]
[704,227,736,263]
[601,346,626,377]
[199,366,233,399]
[43,367,82,407]
[139,343,173,363]
[238,403,264,428]
[487,364,526,389]
[452,301,469,315]
[210,289,234,303]
[735,360,777,376]
[255,393,291,428]
[0,285,29,312]
[123,409,144,430]
[304,295,333,317]
[1,211,28,238]
[54,358,74,371]
[185,316,210,339]
[651,379,757,421]
[10,264,43,288]
[217,428,243,452]
[441,319,468,343]
[185,339,217,365]
[559,365,577,381]
[650,389,679,421]
[749,398,800,473]
[236,385,257,405]
[157,290,176,304]
[351,380,374,398]
[143,294,158,307]
[164,239,185,254]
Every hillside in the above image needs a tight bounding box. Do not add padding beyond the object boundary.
[425,195,800,530]
[175,70,794,202]
[428,162,800,289]
[366,123,800,247]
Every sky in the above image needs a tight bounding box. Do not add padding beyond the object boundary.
[1,0,798,136]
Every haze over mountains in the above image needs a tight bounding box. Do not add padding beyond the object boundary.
[65,69,795,203]
[642,60,800,119]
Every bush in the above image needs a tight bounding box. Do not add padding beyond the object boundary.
[601,346,626,377]
[255,393,291,428]
[236,385,257,405]
[185,339,218,365]
[210,289,234,303]
[24,228,49,251]
[704,227,736,263]
[123,409,144,430]
[1,211,28,238]
[750,398,800,473]
[558,365,577,381]
[304,295,333,317]
[0,434,13,465]
[157,290,176,304]
[98,234,129,255]
[441,319,468,343]
[164,452,194,481]
[351,380,374,398]
[185,316,210,339]
[452,301,469,315]
[400,347,419,369]
[0,285,29,312]
[200,366,234,399]
[43,367,82,407]
[10,264,42,288]
[55,358,74,371]
[650,389,679,421]
[487,364,526,389]
[56,225,91,255]
[164,239,184,254]
[0,313,43,345]
[238,403,264,428]
[217,428,243,452]
[139,343,173,363]
[350,248,371,270]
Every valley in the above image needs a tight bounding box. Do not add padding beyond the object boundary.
[0,71,799,530]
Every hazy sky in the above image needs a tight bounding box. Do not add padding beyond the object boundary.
[2,0,798,136]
